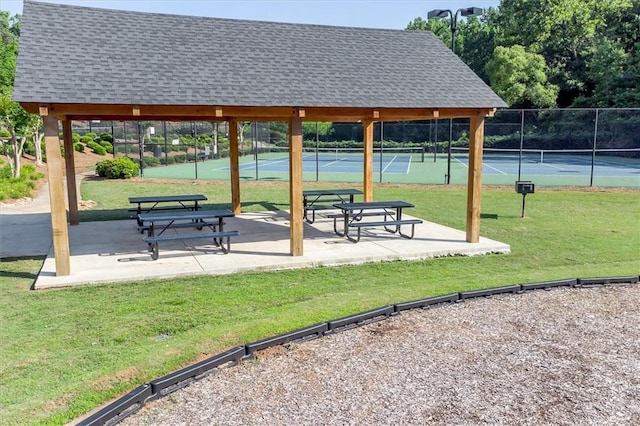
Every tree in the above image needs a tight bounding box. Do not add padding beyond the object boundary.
[0,11,19,88]
[485,45,559,108]
[24,114,44,166]
[495,0,634,106]
[0,86,31,177]
[458,13,498,83]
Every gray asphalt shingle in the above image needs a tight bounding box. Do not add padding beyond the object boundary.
[13,1,507,109]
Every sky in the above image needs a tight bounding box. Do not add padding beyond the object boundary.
[1,0,500,30]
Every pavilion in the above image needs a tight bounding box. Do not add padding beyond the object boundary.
[13,0,507,277]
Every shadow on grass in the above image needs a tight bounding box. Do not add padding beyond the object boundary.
[0,256,45,281]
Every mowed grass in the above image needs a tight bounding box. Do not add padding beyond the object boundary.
[1,179,639,425]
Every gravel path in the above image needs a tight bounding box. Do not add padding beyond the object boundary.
[122,284,640,425]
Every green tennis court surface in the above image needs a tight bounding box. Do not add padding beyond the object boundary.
[141,147,640,187]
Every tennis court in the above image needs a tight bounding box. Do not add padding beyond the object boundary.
[451,147,640,177]
[141,146,640,187]
[240,147,425,174]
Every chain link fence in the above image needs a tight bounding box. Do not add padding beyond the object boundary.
[73,108,639,187]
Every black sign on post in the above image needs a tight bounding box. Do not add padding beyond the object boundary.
[515,181,535,218]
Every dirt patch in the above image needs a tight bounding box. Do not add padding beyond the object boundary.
[92,366,141,392]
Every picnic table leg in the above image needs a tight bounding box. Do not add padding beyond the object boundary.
[383,208,402,234]
[136,204,143,227]
[344,212,359,243]
[212,217,223,246]
[147,222,159,258]
[150,242,159,260]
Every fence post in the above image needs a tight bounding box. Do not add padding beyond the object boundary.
[590,108,599,187]
[518,109,525,181]
[138,121,144,177]
[379,122,384,183]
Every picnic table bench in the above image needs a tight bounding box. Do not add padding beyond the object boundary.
[138,209,238,260]
[332,200,423,242]
[303,188,363,223]
[129,194,207,228]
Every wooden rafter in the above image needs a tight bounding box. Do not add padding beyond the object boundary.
[21,103,495,123]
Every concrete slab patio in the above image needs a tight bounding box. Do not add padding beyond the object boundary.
[31,210,510,289]
[1,179,510,289]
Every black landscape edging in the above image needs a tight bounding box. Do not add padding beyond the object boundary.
[521,278,577,291]
[394,293,459,313]
[459,284,521,300]
[79,384,151,426]
[326,305,394,334]
[576,275,639,287]
[76,275,638,426]
[148,346,245,401]
[245,323,329,357]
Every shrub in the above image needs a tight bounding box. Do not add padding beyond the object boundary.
[79,135,94,143]
[99,141,113,154]
[86,141,107,155]
[0,163,44,201]
[142,156,160,167]
[99,133,113,143]
[95,157,139,179]
[74,143,85,153]
[0,129,10,138]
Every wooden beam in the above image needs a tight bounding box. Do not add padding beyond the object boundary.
[362,119,374,202]
[20,103,462,122]
[43,115,71,276]
[228,118,241,214]
[62,120,79,225]
[466,112,485,243]
[289,116,304,256]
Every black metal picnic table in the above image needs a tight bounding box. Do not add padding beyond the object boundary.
[128,194,207,227]
[137,209,238,260]
[332,200,422,242]
[302,188,363,223]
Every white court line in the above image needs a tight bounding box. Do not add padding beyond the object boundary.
[381,155,398,173]
[455,157,508,175]
[484,163,509,175]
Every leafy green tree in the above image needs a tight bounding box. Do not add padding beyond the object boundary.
[495,0,635,106]
[0,11,19,88]
[0,86,31,177]
[458,13,498,83]
[486,45,559,108]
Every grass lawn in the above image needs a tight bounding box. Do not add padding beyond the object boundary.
[1,179,639,425]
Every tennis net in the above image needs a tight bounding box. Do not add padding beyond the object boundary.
[257,146,425,163]
[451,147,640,165]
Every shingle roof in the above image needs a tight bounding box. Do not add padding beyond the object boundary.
[13,1,507,109]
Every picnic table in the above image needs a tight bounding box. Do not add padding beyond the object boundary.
[303,188,363,223]
[129,194,207,227]
[137,209,238,260]
[332,200,423,242]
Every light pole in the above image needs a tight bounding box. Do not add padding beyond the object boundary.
[428,7,483,184]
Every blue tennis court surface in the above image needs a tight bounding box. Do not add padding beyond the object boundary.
[452,152,640,177]
[214,150,423,175]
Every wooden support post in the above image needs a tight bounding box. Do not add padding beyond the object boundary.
[362,119,374,202]
[43,115,71,276]
[466,113,485,243]
[228,118,241,214]
[62,119,79,225]
[289,116,304,256]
